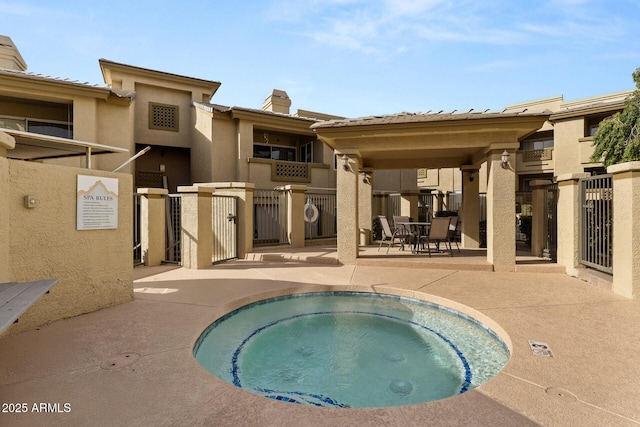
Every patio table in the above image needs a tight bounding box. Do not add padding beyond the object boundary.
[395,221,431,254]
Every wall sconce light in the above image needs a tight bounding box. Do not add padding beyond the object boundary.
[361,172,370,184]
[469,171,475,182]
[501,150,510,169]
[341,154,350,171]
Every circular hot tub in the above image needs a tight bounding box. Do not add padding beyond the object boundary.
[194,291,510,408]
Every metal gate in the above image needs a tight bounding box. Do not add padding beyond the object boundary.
[165,194,181,264]
[133,194,143,266]
[212,195,237,263]
[579,175,613,274]
[253,189,288,246]
[544,183,558,261]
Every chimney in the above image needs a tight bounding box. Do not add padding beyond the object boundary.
[0,36,27,71]
[262,89,291,114]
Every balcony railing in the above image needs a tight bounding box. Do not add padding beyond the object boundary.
[523,148,553,162]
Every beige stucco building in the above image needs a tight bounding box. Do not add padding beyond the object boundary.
[417,90,631,195]
[2,31,639,339]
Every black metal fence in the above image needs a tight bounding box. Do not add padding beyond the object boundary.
[579,175,613,274]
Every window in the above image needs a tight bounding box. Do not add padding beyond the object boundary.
[0,117,26,131]
[521,137,553,151]
[253,144,296,161]
[149,103,179,131]
[300,141,313,163]
[27,120,73,139]
[586,114,613,137]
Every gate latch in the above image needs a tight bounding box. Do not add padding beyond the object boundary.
[227,213,236,223]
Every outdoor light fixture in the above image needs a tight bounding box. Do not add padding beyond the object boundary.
[341,154,350,171]
[501,150,510,169]
[469,171,475,182]
[361,172,370,184]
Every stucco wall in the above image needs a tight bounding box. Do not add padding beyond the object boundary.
[553,117,585,176]
[210,113,238,182]
[134,84,193,149]
[2,160,133,336]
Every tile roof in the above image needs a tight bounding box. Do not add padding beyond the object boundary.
[310,108,552,129]
[0,66,109,91]
[193,102,320,123]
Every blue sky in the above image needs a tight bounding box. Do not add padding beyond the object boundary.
[2,0,639,118]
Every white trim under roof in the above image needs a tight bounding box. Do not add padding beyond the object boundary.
[1,128,129,168]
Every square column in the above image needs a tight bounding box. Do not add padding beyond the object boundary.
[556,173,589,274]
[336,151,360,264]
[178,186,214,269]
[138,188,168,266]
[608,162,640,299]
[486,149,516,271]
[358,170,373,245]
[285,184,307,248]
[461,167,480,248]
[400,190,419,220]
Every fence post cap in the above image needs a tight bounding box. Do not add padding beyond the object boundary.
[136,188,169,196]
[607,161,640,174]
[556,173,590,183]
[177,185,215,194]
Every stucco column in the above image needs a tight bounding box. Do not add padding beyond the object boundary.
[608,162,640,299]
[178,186,214,269]
[0,131,14,282]
[198,182,254,258]
[359,169,373,245]
[486,149,516,271]
[336,151,360,264]
[138,188,168,266]
[400,190,419,220]
[285,184,307,248]
[461,167,480,248]
[556,173,589,275]
[530,180,552,257]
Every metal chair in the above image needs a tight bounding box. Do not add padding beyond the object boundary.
[425,216,453,257]
[448,216,460,253]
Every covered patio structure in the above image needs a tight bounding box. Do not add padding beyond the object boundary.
[311,109,551,271]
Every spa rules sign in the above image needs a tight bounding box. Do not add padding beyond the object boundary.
[77,175,119,230]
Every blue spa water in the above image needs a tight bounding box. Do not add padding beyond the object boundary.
[193,292,510,408]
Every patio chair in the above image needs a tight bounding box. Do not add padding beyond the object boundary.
[425,216,453,257]
[392,215,414,251]
[448,216,460,253]
[378,216,398,253]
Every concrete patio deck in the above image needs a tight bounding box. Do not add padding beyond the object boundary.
[1,247,638,426]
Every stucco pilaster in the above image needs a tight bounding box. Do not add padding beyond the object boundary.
[178,186,214,269]
[358,170,373,245]
[138,188,168,266]
[486,149,516,271]
[400,190,419,221]
[285,184,307,248]
[336,151,360,264]
[608,162,640,299]
[461,167,480,248]
[555,173,590,274]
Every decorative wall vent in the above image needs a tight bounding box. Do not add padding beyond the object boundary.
[272,161,310,183]
[149,103,179,131]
